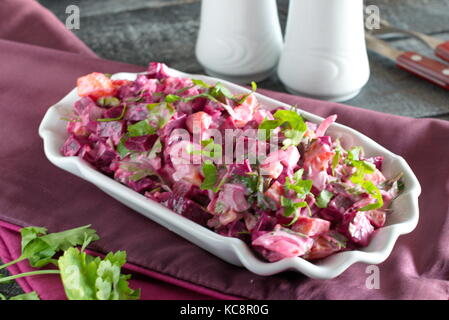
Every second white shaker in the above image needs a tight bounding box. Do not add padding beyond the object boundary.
[277,0,370,102]
[195,0,283,84]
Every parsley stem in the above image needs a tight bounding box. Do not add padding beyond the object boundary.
[0,270,60,283]
[0,256,26,270]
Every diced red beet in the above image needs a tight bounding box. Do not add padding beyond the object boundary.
[291,216,330,237]
[186,111,212,134]
[125,104,149,121]
[365,156,384,170]
[305,233,344,260]
[147,62,170,79]
[91,140,118,166]
[103,105,124,119]
[159,112,187,139]
[343,212,375,246]
[161,194,212,227]
[67,121,89,137]
[95,121,124,145]
[221,183,250,212]
[78,103,104,126]
[127,177,159,193]
[60,135,83,156]
[264,181,284,206]
[365,209,386,228]
[319,194,353,222]
[78,144,94,162]
[124,135,158,152]
[252,225,314,262]
[73,96,96,115]
[251,212,278,235]
[230,159,252,176]
[203,100,224,120]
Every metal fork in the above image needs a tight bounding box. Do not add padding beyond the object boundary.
[366,15,449,62]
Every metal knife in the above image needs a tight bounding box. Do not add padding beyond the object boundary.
[365,33,449,90]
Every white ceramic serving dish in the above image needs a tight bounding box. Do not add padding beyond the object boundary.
[39,68,421,279]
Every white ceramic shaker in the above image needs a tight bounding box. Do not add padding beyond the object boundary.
[195,0,283,84]
[277,0,370,102]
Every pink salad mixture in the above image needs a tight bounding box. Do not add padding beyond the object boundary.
[61,62,403,262]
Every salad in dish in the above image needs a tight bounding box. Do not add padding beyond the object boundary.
[61,62,403,262]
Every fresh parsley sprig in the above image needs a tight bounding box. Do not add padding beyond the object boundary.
[259,109,307,148]
[0,225,141,300]
[0,225,98,270]
[344,146,384,211]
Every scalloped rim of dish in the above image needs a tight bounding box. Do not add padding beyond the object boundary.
[38,68,421,279]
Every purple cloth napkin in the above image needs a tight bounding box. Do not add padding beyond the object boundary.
[1,38,449,300]
[0,0,95,56]
[1,0,449,300]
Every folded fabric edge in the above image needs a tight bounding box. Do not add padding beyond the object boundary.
[0,219,241,300]
[0,228,35,295]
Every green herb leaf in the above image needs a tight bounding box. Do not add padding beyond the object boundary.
[258,119,283,131]
[347,146,363,161]
[97,97,120,107]
[354,180,384,211]
[192,79,211,88]
[127,119,156,137]
[165,94,182,103]
[347,151,383,212]
[124,96,144,103]
[234,174,258,193]
[209,82,235,101]
[58,247,140,300]
[277,110,307,148]
[148,137,162,159]
[145,103,160,111]
[200,160,217,190]
[8,291,40,300]
[331,139,343,176]
[258,119,283,141]
[251,81,257,92]
[316,190,334,208]
[201,140,222,159]
[285,172,312,200]
[146,102,175,129]
[18,225,99,268]
[237,81,258,104]
[116,137,131,159]
[280,197,307,226]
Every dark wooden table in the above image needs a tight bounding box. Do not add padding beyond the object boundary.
[1,0,448,299]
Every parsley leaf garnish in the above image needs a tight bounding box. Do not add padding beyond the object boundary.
[127,119,156,137]
[316,190,334,208]
[284,169,313,199]
[0,225,99,269]
[1,292,40,300]
[200,160,217,190]
[58,248,140,300]
[280,196,307,226]
[259,109,307,148]
[97,97,120,107]
[345,146,384,211]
